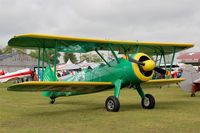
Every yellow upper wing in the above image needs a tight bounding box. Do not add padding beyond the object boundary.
[8,33,193,55]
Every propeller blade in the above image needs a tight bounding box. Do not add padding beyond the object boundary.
[128,56,144,66]
[154,67,168,75]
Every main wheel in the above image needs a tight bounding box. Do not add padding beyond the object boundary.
[141,94,155,109]
[105,96,120,112]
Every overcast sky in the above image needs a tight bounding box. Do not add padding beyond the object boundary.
[0,0,199,52]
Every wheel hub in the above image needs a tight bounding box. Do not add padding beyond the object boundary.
[143,97,150,106]
[107,100,115,110]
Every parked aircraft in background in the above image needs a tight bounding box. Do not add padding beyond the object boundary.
[0,68,33,83]
[0,70,5,76]
[7,34,193,112]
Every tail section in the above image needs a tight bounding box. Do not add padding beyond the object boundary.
[42,65,63,97]
[43,65,58,81]
[41,65,81,101]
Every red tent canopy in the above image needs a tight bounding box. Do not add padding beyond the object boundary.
[177,52,200,62]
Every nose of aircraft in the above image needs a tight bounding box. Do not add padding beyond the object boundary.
[142,60,155,72]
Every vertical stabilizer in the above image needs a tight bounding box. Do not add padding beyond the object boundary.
[42,65,59,97]
[43,65,58,81]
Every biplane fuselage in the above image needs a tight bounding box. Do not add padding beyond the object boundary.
[63,59,142,90]
[42,52,155,100]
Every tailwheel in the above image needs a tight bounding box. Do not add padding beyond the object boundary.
[50,97,56,104]
[141,94,155,109]
[191,93,196,97]
[105,96,120,112]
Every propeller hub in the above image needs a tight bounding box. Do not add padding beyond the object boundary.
[142,60,155,71]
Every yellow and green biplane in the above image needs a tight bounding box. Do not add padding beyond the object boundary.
[7,34,193,112]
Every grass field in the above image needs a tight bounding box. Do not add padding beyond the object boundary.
[1,83,200,133]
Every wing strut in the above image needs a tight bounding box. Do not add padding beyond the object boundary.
[38,47,41,79]
[135,45,140,53]
[95,48,111,67]
[53,41,58,81]
[161,49,167,70]
[109,45,120,63]
[169,47,176,72]
[42,46,45,81]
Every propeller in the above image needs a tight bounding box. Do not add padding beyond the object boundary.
[154,67,169,75]
[128,56,169,75]
[128,56,145,66]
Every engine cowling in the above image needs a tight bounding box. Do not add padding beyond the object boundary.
[129,53,155,82]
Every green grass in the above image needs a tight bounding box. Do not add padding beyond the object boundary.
[1,83,200,133]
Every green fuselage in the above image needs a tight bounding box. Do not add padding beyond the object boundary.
[42,57,144,98]
[64,58,140,84]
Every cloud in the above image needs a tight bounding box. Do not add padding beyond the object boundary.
[0,0,199,51]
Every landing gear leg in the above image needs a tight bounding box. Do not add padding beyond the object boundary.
[135,84,155,109]
[105,80,121,112]
[191,84,198,97]
[50,97,56,104]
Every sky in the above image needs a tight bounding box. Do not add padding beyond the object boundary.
[0,0,199,52]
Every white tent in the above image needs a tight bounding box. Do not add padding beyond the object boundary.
[57,59,80,70]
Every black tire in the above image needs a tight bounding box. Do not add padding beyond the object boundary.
[105,96,120,112]
[141,94,155,109]
[50,100,55,104]
[16,79,20,83]
[191,93,196,97]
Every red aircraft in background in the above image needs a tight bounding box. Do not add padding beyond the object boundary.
[0,70,5,76]
[0,68,34,83]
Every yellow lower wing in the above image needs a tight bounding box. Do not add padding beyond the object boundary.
[7,78,184,92]
[7,81,114,93]
[141,78,185,88]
